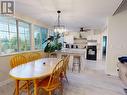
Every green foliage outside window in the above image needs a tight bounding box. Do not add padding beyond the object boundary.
[0,16,31,54]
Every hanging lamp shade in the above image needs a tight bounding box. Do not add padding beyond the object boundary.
[54,10,65,33]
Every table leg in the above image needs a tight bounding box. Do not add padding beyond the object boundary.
[15,80,19,95]
[33,79,38,95]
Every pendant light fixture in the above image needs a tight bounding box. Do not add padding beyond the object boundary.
[54,10,65,33]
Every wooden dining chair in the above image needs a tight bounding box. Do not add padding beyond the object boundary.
[22,52,31,62]
[10,54,27,68]
[34,52,46,59]
[39,52,47,58]
[27,52,40,62]
[37,60,64,95]
[48,52,57,58]
[61,54,67,59]
[10,54,31,95]
[61,55,70,83]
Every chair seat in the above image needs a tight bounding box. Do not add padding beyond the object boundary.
[38,77,60,91]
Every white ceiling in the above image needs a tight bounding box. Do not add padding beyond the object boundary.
[15,0,123,31]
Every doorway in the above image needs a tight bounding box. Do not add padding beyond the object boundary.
[102,36,107,58]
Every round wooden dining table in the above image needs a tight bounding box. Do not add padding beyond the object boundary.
[9,58,61,95]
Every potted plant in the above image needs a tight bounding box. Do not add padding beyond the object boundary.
[42,33,62,54]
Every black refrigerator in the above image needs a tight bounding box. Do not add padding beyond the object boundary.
[86,45,97,60]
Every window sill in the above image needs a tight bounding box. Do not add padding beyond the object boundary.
[0,50,43,57]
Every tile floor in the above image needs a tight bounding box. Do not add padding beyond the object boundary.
[0,59,126,95]
[63,59,125,95]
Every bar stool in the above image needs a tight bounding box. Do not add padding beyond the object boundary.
[50,52,57,58]
[61,54,67,59]
[72,55,81,72]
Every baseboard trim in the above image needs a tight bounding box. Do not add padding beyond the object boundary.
[0,79,13,87]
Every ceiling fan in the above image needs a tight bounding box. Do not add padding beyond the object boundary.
[80,27,91,32]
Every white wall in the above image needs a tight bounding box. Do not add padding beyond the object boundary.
[64,35,74,44]
[106,10,127,76]
[0,56,10,83]
[15,13,48,27]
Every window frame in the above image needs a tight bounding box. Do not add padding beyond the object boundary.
[0,16,18,54]
[17,20,31,51]
[34,25,48,50]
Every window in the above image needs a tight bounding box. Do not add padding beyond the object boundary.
[34,25,48,50]
[0,15,47,55]
[41,28,48,49]
[34,26,42,50]
[18,21,31,51]
[0,16,31,55]
[0,16,18,54]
